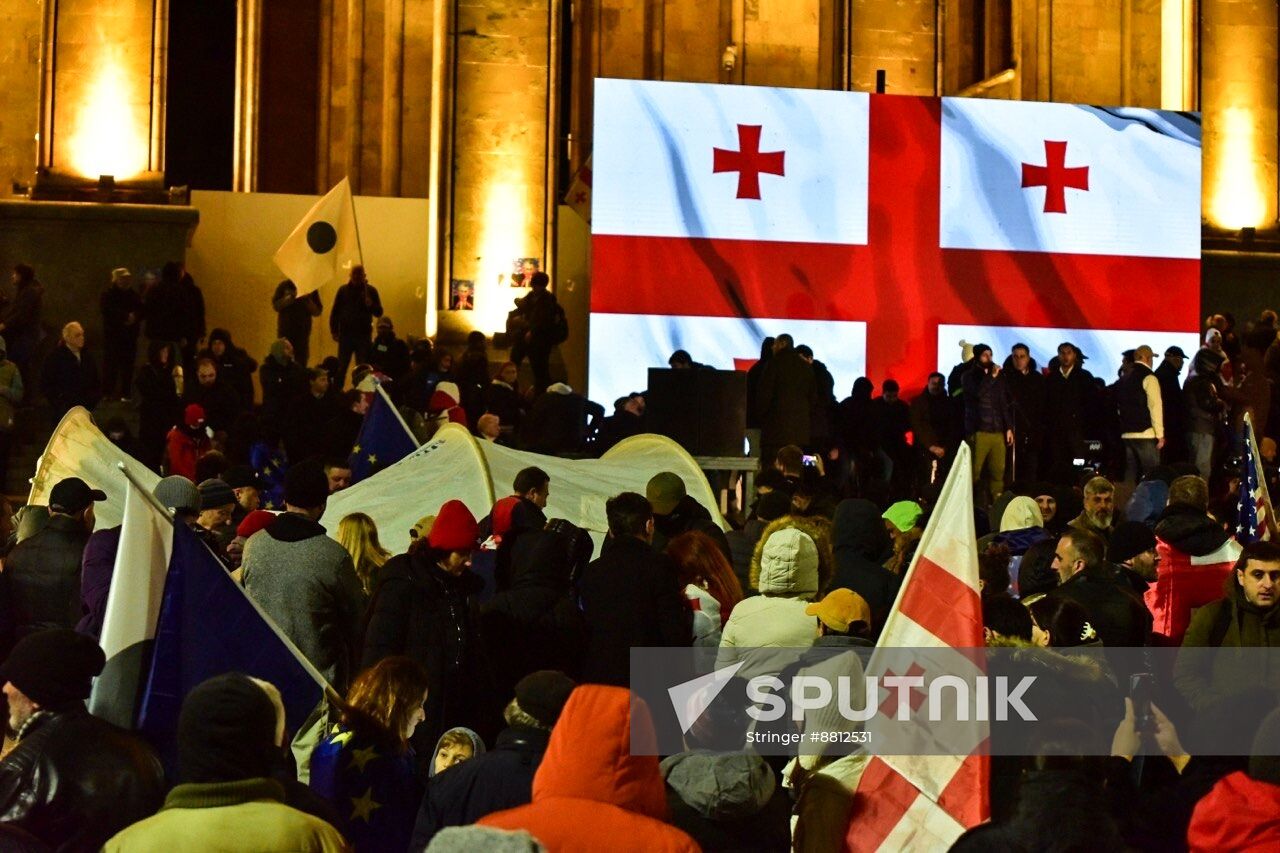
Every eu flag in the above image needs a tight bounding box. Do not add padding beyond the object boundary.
[137,522,328,772]
[349,385,419,483]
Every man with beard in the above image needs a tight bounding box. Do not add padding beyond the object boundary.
[1003,343,1045,485]
[1045,527,1151,651]
[1175,541,1280,716]
[1069,476,1116,540]
[960,344,1013,506]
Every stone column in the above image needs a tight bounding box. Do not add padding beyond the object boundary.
[35,0,168,188]
[1202,0,1279,231]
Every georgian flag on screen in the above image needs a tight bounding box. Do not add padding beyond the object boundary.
[589,80,1201,404]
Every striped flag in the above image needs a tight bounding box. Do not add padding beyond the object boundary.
[844,441,988,850]
[1237,412,1274,544]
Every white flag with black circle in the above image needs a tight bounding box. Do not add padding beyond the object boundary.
[272,177,363,295]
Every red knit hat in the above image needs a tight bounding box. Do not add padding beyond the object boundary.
[428,500,479,551]
[184,404,206,427]
[236,509,277,539]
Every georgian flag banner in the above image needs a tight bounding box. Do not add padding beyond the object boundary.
[589,80,1200,403]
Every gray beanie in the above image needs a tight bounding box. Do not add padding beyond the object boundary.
[154,475,200,514]
[427,827,546,852]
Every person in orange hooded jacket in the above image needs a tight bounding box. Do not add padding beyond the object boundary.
[480,684,699,852]
[1187,706,1280,852]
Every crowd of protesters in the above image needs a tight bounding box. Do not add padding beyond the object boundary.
[0,259,1279,850]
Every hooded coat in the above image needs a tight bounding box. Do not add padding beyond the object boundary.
[719,523,824,678]
[660,751,791,852]
[411,726,551,848]
[480,686,699,852]
[652,494,731,560]
[830,500,900,634]
[1187,771,1280,852]
[1148,503,1240,645]
[1174,574,1280,716]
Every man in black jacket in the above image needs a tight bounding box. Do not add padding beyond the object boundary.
[100,268,142,400]
[0,629,165,851]
[1043,342,1096,483]
[909,372,957,498]
[3,477,103,645]
[271,279,323,367]
[41,322,101,418]
[646,471,731,560]
[1003,343,1045,485]
[579,492,692,686]
[1046,527,1151,670]
[329,265,383,388]
[1155,345,1188,464]
[411,670,575,848]
[755,334,816,466]
[509,272,560,394]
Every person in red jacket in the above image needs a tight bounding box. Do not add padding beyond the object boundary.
[480,684,698,852]
[165,404,211,481]
[1187,706,1280,851]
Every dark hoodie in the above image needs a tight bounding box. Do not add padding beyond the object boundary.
[830,499,900,634]
[200,328,258,407]
[652,494,731,561]
[660,750,791,852]
[1184,349,1228,435]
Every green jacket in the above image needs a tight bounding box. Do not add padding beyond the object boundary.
[103,777,348,852]
[1174,578,1280,716]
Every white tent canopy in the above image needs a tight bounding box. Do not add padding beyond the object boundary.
[29,412,728,557]
[321,423,726,555]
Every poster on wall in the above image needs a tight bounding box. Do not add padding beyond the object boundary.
[511,258,540,287]
[588,79,1201,404]
[450,279,474,311]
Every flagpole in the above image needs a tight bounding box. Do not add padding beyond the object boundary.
[119,462,175,522]
[346,176,365,266]
[1246,412,1277,540]
[376,380,420,447]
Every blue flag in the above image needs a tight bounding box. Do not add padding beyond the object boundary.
[349,386,418,483]
[137,523,327,770]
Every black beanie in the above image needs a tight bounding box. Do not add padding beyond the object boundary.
[178,673,280,783]
[1109,521,1157,565]
[514,670,576,728]
[0,629,105,708]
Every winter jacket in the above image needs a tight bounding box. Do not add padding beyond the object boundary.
[75,525,122,639]
[961,363,1012,435]
[411,726,550,849]
[909,387,958,452]
[241,513,366,693]
[370,332,411,383]
[1148,503,1241,645]
[360,552,493,762]
[273,281,323,352]
[40,345,100,417]
[330,282,384,340]
[1185,349,1229,435]
[165,425,211,482]
[101,284,143,344]
[1044,364,1096,451]
[726,517,768,595]
[579,535,692,686]
[0,705,166,853]
[1002,357,1046,441]
[102,778,346,852]
[719,523,824,678]
[1175,575,1280,716]
[1187,771,1280,852]
[1155,358,1186,445]
[652,493,731,560]
[755,347,816,450]
[1126,480,1169,525]
[661,751,791,852]
[3,514,90,639]
[1117,363,1164,438]
[1044,566,1151,652]
[259,345,309,421]
[199,330,258,407]
[480,685,700,852]
[480,528,586,696]
[519,387,603,454]
[136,360,180,447]
[184,378,243,433]
[309,726,419,853]
[830,499,900,634]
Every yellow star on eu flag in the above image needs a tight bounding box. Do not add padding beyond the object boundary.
[367,453,378,466]
[350,786,381,822]
[352,443,362,455]
[349,745,378,772]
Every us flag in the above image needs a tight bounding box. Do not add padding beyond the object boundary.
[1237,412,1275,544]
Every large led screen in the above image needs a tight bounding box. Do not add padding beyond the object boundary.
[588,79,1200,404]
